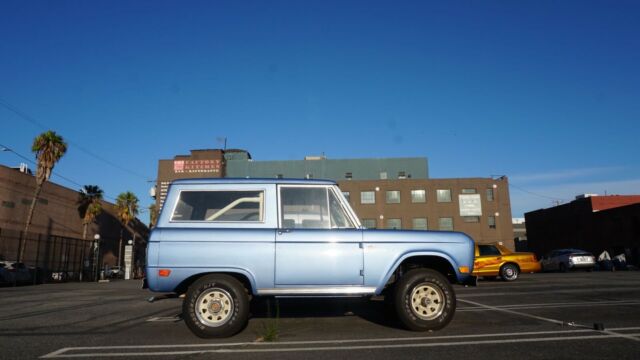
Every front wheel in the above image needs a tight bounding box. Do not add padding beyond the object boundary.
[183,274,249,338]
[394,269,455,331]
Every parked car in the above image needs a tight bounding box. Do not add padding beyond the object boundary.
[0,261,14,285]
[540,249,596,272]
[472,243,541,281]
[146,178,477,338]
[106,266,124,278]
[0,261,32,284]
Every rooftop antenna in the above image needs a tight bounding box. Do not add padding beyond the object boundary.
[216,137,227,150]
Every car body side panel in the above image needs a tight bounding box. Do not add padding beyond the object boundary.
[361,230,475,292]
[275,229,363,286]
[147,228,275,294]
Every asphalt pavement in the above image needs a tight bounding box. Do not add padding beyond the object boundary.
[1,271,640,359]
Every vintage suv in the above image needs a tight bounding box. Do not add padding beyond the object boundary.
[146,178,476,338]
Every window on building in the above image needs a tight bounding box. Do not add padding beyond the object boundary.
[342,191,351,202]
[436,189,452,202]
[439,217,453,231]
[361,191,375,204]
[345,172,352,180]
[413,217,428,230]
[463,216,480,223]
[305,173,313,179]
[172,190,264,222]
[461,188,477,194]
[362,218,377,229]
[398,171,406,179]
[488,216,497,229]
[386,218,402,230]
[21,199,30,205]
[486,188,494,202]
[411,189,426,203]
[38,198,48,205]
[379,172,387,180]
[386,190,400,204]
[276,174,283,179]
[1,201,15,209]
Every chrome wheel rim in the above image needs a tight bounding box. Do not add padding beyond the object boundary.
[410,282,445,320]
[504,267,517,280]
[195,288,234,327]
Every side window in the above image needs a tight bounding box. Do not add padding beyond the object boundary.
[329,190,354,228]
[478,245,501,256]
[172,191,264,222]
[280,187,330,229]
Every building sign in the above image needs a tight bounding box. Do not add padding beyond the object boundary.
[173,159,222,174]
[459,194,482,216]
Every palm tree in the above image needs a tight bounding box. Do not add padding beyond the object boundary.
[115,191,139,268]
[148,203,158,228]
[77,185,104,240]
[19,131,67,262]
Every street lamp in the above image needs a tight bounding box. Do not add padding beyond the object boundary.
[93,234,101,282]
[127,239,134,280]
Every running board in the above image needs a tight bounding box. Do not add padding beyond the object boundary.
[257,287,376,296]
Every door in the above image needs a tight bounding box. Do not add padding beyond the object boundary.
[474,244,504,275]
[275,185,363,286]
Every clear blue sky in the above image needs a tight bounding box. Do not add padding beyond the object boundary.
[1,0,639,220]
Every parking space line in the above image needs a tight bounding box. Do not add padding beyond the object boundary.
[458,286,637,297]
[146,316,181,322]
[458,299,640,342]
[40,331,640,358]
[458,300,640,312]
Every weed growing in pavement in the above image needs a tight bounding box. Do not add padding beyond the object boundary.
[256,299,280,342]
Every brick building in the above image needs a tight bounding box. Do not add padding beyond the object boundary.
[0,164,148,280]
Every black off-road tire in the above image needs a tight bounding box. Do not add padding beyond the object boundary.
[394,269,456,331]
[183,274,249,338]
[500,263,519,281]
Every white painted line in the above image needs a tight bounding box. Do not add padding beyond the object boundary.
[458,286,635,297]
[40,348,72,359]
[146,316,181,322]
[39,327,640,358]
[458,300,640,312]
[458,298,640,343]
[40,333,640,358]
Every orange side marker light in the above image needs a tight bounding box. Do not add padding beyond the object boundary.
[158,269,171,277]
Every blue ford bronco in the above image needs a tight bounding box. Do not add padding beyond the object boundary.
[146,178,476,337]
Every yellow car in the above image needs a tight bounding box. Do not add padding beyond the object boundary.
[473,243,541,281]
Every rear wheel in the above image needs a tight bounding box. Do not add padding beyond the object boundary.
[394,269,455,331]
[183,274,249,338]
[500,264,519,281]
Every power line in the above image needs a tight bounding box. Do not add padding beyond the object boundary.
[1,143,117,202]
[509,182,568,202]
[0,96,151,181]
